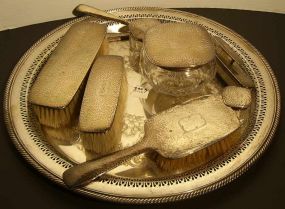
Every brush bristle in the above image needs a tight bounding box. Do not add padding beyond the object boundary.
[41,125,78,144]
[152,127,242,172]
[81,74,128,153]
[32,85,82,128]
[31,39,109,128]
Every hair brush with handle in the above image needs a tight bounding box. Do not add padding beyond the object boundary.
[63,94,240,188]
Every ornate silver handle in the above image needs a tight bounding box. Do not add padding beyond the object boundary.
[63,141,148,188]
[73,4,129,25]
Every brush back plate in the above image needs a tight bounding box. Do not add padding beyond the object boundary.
[4,8,280,203]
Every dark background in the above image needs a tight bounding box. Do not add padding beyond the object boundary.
[0,8,284,209]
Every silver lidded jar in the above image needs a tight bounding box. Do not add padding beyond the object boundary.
[140,23,216,97]
[129,19,161,72]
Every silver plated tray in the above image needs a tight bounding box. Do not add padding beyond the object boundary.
[4,7,280,203]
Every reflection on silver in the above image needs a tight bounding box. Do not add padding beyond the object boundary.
[3,7,280,203]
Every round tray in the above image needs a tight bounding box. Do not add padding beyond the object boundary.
[4,7,280,204]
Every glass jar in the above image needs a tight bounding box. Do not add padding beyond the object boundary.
[128,19,161,72]
[140,48,216,97]
[129,33,143,72]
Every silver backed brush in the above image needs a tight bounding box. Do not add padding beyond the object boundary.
[79,55,128,154]
[29,21,108,129]
[63,94,241,188]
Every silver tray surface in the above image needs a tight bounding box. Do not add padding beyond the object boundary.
[4,7,280,203]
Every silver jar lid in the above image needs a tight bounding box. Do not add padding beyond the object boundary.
[143,23,216,70]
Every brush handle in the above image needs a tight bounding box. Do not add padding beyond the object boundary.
[73,4,129,25]
[63,141,148,188]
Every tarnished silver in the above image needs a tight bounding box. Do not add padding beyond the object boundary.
[63,95,240,188]
[140,23,216,96]
[128,19,161,71]
[222,86,252,109]
[73,4,129,25]
[73,4,162,72]
[4,7,280,203]
[214,36,255,88]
